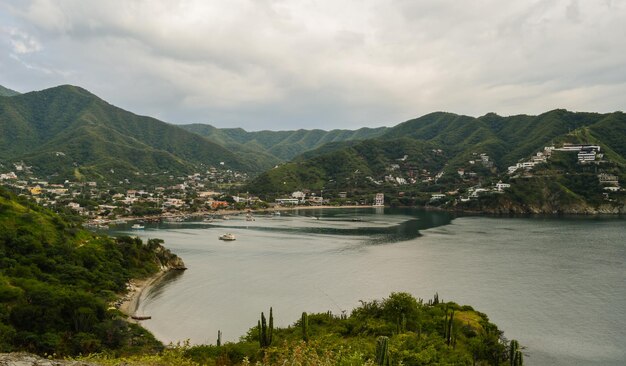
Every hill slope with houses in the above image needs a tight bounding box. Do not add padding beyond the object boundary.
[247,110,626,214]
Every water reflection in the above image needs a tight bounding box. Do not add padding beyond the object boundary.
[141,270,186,304]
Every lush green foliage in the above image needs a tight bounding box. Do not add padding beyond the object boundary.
[0,85,20,97]
[248,110,626,206]
[180,293,511,365]
[0,85,254,183]
[248,138,447,194]
[180,123,388,165]
[0,188,180,355]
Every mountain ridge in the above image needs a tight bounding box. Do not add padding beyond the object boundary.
[0,84,20,97]
[0,85,254,183]
[180,122,389,162]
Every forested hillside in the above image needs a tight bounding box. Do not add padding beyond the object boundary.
[181,123,388,163]
[0,85,20,97]
[0,85,255,183]
[0,188,183,355]
[248,110,626,207]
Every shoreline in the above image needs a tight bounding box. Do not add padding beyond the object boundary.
[88,204,378,226]
[118,269,170,321]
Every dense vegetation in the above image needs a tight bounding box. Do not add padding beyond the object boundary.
[248,138,447,195]
[247,110,626,206]
[0,85,20,97]
[82,292,520,366]
[180,123,388,165]
[0,188,181,355]
[0,85,254,183]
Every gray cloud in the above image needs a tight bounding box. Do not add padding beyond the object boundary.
[0,0,624,130]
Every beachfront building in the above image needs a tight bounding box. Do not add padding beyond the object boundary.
[430,193,446,201]
[374,193,384,206]
[275,198,299,205]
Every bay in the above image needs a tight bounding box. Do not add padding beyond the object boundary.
[117,208,626,365]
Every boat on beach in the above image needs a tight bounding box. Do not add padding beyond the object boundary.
[219,233,236,241]
[131,315,152,320]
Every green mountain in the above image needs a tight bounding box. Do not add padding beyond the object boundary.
[0,85,254,183]
[0,187,184,355]
[248,110,626,203]
[0,85,20,97]
[381,110,613,169]
[249,137,447,194]
[180,123,388,163]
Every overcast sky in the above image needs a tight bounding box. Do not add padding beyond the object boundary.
[1,1,625,130]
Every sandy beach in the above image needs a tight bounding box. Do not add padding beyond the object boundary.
[118,270,170,321]
[89,204,374,226]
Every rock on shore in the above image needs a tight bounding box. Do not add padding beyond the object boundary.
[0,353,97,366]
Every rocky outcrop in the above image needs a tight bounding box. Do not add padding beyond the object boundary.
[148,239,187,270]
[0,353,97,366]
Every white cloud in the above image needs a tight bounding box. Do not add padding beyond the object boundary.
[5,27,41,54]
[0,0,625,129]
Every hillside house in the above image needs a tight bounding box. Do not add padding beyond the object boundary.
[577,150,597,162]
[0,172,17,180]
[495,181,511,192]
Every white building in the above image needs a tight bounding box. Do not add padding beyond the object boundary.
[373,193,384,206]
[495,181,511,192]
[577,150,597,162]
[430,193,446,201]
[275,198,299,205]
[291,191,306,202]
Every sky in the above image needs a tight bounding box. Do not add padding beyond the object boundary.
[1,0,625,131]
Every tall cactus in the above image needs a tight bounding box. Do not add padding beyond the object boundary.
[269,307,273,346]
[217,329,222,347]
[301,312,309,342]
[510,340,523,366]
[446,310,455,346]
[258,309,273,348]
[375,336,390,366]
[514,350,524,366]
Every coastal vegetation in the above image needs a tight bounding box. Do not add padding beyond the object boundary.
[0,184,523,364]
[0,187,182,356]
[79,293,521,366]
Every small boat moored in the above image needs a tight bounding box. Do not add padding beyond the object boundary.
[219,233,236,241]
[131,315,152,320]
[131,224,145,230]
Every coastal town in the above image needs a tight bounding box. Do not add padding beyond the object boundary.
[0,143,623,224]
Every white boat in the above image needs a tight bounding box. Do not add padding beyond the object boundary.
[131,224,145,229]
[219,233,236,241]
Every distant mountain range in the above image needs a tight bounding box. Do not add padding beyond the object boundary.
[179,123,388,162]
[248,110,626,195]
[0,84,388,184]
[0,85,252,183]
[1,83,624,202]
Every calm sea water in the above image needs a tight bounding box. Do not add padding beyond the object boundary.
[117,208,626,366]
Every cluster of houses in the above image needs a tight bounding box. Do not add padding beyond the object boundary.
[508,144,607,175]
[598,173,621,192]
[0,162,255,220]
[431,180,511,203]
